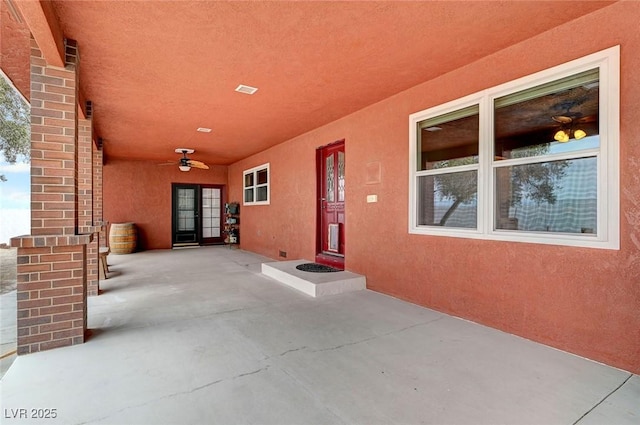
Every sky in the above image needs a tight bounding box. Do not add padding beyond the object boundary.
[0,157,30,244]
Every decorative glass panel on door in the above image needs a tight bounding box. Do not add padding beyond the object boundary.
[178,189,196,231]
[326,154,335,202]
[338,151,345,202]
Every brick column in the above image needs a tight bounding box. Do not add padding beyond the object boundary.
[93,139,106,248]
[78,118,92,229]
[11,37,91,354]
[29,39,79,236]
[13,236,89,353]
[78,117,99,296]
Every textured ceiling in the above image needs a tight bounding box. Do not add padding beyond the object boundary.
[5,1,614,166]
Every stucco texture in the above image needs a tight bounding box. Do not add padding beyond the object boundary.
[228,2,640,373]
[0,0,30,99]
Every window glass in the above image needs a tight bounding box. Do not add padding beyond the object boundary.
[495,157,597,233]
[257,168,268,185]
[245,173,254,187]
[244,188,254,203]
[495,69,599,160]
[256,186,268,202]
[417,171,477,228]
[418,105,479,171]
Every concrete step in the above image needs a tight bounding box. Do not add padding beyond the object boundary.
[261,260,366,298]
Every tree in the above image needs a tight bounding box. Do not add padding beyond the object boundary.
[0,76,30,182]
[433,144,568,226]
[507,145,568,207]
[433,157,477,226]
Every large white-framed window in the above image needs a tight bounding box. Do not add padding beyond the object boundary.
[409,46,619,249]
[243,163,270,205]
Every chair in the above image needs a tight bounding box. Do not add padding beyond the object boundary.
[99,246,110,279]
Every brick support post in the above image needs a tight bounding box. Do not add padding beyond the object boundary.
[93,141,106,249]
[13,236,89,354]
[78,118,92,228]
[11,37,91,354]
[29,38,78,236]
[78,117,99,296]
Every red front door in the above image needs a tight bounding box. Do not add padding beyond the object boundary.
[316,140,345,269]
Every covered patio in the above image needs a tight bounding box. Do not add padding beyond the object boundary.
[2,2,640,421]
[1,246,637,424]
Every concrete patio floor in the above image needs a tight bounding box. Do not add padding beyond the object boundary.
[0,246,637,425]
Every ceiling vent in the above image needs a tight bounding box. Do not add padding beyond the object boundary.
[196,127,212,133]
[235,84,258,95]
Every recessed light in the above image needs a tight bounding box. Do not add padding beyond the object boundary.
[235,84,258,95]
[197,127,212,133]
[425,126,442,132]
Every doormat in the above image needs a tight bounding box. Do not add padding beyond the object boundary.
[295,263,341,273]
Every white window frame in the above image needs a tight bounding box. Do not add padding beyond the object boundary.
[243,163,270,206]
[409,46,619,250]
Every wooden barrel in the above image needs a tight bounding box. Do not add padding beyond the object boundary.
[109,222,137,254]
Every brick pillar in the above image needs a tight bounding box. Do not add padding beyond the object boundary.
[78,117,99,296]
[78,118,92,229]
[93,140,106,248]
[13,236,88,353]
[29,39,79,236]
[11,37,91,354]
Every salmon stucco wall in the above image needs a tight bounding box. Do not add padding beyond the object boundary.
[104,159,228,250]
[229,2,640,374]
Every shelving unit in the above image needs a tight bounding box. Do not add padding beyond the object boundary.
[224,202,239,247]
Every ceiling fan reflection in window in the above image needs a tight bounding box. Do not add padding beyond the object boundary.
[160,148,210,172]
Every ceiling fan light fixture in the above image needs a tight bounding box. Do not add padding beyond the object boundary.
[554,130,570,143]
[175,148,195,154]
[552,115,573,124]
[574,129,587,140]
[179,165,191,172]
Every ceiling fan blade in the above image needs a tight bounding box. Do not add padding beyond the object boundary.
[188,161,210,170]
[158,161,178,166]
[187,160,209,169]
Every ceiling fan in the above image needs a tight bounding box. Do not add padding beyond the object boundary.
[160,148,210,171]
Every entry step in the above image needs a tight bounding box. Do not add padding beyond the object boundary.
[261,260,366,298]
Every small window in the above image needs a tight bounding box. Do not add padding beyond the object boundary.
[243,163,270,205]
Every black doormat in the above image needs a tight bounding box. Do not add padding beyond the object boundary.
[295,263,341,273]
